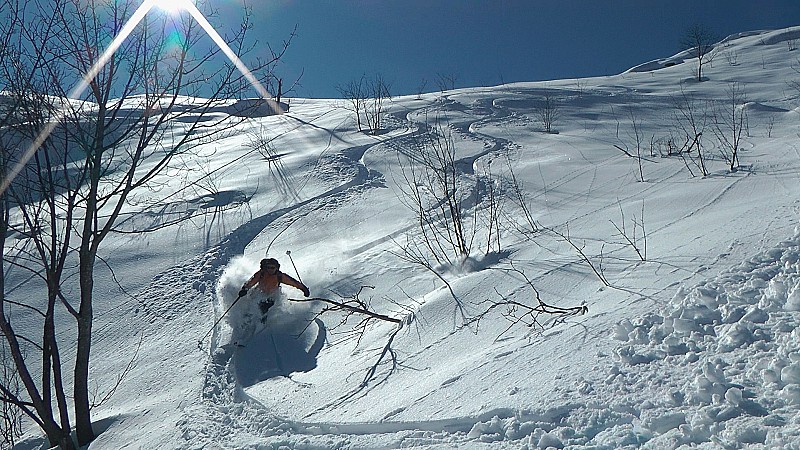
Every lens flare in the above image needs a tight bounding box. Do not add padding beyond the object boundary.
[0,0,281,196]
[154,0,191,13]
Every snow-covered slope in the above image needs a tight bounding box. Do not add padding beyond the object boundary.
[12,26,800,449]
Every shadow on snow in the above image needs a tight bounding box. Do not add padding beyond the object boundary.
[232,318,326,386]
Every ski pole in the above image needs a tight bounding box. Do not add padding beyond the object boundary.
[286,250,303,284]
[198,291,246,348]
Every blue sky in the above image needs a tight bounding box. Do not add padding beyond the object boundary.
[220,0,800,99]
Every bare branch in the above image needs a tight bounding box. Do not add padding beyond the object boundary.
[288,295,402,325]
[469,264,587,341]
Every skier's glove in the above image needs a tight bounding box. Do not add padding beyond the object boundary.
[302,286,310,297]
[238,288,248,297]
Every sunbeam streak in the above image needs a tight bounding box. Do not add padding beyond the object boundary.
[1,0,280,196]
[182,1,280,110]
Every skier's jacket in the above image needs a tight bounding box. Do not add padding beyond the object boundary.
[242,268,307,295]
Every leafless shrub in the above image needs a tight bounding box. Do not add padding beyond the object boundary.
[337,76,368,132]
[535,91,560,133]
[614,107,646,182]
[650,135,671,158]
[502,153,540,235]
[724,48,739,66]
[575,79,588,97]
[288,287,404,388]
[391,120,526,328]
[364,74,392,133]
[338,73,392,134]
[765,115,775,138]
[549,225,611,287]
[395,122,476,266]
[435,73,458,93]
[671,84,711,176]
[245,126,298,200]
[477,159,505,255]
[416,78,428,99]
[395,124,513,263]
[712,82,748,171]
[610,200,647,262]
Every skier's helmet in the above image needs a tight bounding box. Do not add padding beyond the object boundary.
[261,258,280,270]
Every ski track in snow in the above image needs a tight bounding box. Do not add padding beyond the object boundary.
[186,96,527,446]
[178,93,546,446]
[181,77,800,447]
[187,215,800,447]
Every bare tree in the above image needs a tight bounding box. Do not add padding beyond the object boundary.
[681,24,718,82]
[0,1,73,445]
[337,75,368,132]
[339,73,392,134]
[0,0,292,447]
[435,72,458,93]
[671,83,710,176]
[613,107,646,182]
[0,319,23,450]
[534,90,560,133]
[0,82,18,450]
[712,82,748,171]
[364,73,392,134]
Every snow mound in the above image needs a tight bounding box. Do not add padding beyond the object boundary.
[406,225,800,449]
[602,225,800,448]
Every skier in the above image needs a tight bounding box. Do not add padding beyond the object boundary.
[239,257,310,324]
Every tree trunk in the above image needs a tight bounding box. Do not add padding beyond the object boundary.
[74,247,95,446]
[74,131,102,446]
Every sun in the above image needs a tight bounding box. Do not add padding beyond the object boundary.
[154,0,192,13]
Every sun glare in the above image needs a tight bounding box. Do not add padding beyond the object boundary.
[154,0,191,13]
